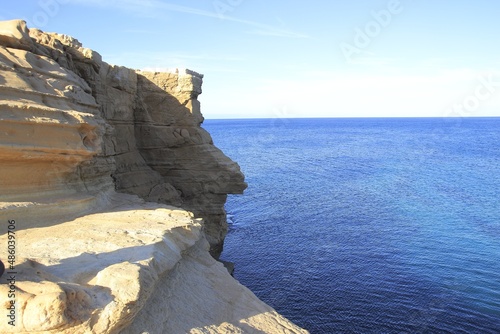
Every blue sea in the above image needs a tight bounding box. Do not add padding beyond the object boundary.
[203,118,500,334]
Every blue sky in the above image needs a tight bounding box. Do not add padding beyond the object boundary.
[2,0,500,118]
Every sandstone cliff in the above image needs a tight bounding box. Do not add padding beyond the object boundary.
[0,20,307,333]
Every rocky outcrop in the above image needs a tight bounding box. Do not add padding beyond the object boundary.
[0,20,307,333]
[0,19,246,256]
[0,194,304,334]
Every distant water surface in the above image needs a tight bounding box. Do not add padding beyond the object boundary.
[203,118,500,333]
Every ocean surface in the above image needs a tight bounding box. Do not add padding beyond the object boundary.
[203,118,500,334]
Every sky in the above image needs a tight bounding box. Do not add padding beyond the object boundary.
[2,0,500,119]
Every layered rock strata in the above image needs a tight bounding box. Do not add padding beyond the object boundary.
[0,19,246,257]
[0,20,307,333]
[0,194,305,333]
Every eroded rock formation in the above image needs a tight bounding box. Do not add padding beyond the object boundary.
[0,20,307,333]
[0,19,246,256]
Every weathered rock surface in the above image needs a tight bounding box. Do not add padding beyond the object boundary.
[0,20,307,334]
[0,193,305,333]
[0,18,246,256]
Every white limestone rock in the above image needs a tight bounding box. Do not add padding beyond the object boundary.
[0,20,307,334]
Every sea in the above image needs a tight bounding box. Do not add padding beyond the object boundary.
[202,117,500,334]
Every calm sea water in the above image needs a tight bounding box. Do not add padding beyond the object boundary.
[203,118,500,334]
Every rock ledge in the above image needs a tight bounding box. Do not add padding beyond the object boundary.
[0,20,307,333]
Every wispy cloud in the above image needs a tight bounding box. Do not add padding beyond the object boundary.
[142,66,246,74]
[102,50,247,72]
[65,0,308,39]
[247,29,309,39]
[346,56,397,67]
[105,50,245,62]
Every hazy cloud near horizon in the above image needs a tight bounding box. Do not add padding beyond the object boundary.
[4,0,500,118]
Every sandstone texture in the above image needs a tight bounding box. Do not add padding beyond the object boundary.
[0,20,307,334]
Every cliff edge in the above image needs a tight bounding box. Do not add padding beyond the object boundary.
[0,20,307,333]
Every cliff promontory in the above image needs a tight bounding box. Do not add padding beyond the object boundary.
[0,20,307,333]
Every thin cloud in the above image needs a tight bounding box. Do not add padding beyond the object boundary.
[102,50,247,72]
[347,56,395,67]
[107,51,246,62]
[248,29,309,39]
[66,0,308,39]
[142,66,246,74]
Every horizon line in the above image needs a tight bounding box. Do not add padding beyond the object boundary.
[204,115,500,121]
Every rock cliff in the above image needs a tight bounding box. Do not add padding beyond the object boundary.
[0,20,307,333]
